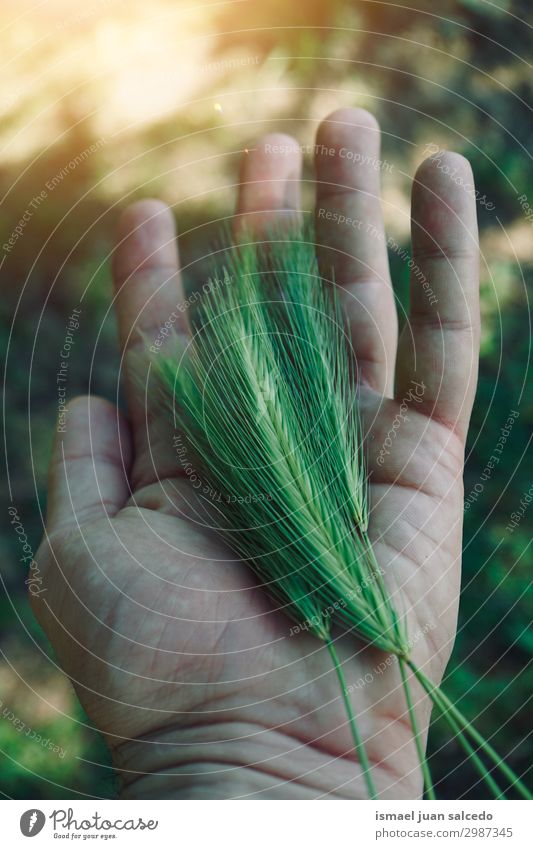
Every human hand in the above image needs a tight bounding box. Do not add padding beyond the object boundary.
[32,107,479,799]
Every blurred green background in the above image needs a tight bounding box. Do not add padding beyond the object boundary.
[1,0,531,799]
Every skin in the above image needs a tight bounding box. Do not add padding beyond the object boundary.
[31,108,479,799]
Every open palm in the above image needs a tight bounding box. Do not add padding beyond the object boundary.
[33,108,479,799]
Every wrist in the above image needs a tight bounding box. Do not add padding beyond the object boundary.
[112,720,420,800]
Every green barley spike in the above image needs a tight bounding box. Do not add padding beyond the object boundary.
[154,229,531,801]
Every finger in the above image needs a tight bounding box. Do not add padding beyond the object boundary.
[46,396,132,535]
[315,108,397,396]
[395,152,480,441]
[112,199,186,488]
[234,133,302,237]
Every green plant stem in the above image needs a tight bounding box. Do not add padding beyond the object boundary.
[424,676,506,799]
[326,638,378,800]
[399,658,435,800]
[431,679,530,800]
[409,661,531,800]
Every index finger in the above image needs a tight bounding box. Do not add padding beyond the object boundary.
[112,199,187,488]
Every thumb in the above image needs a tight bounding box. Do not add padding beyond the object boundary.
[46,395,132,535]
